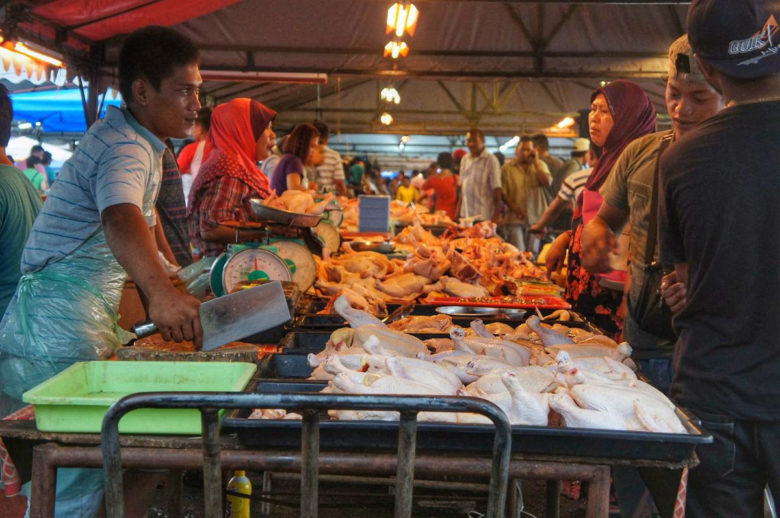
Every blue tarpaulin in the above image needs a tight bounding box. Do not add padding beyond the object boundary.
[10,88,123,133]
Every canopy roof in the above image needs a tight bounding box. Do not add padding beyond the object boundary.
[5,0,689,140]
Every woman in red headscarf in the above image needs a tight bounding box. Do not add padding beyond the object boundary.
[187,98,277,257]
[546,80,656,337]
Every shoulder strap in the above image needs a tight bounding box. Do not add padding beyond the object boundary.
[644,133,674,264]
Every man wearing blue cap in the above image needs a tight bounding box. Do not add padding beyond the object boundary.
[658,0,780,515]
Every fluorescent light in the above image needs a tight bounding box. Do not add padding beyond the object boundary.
[199,70,327,84]
[499,135,520,152]
[556,117,575,129]
[18,122,32,130]
[12,42,63,67]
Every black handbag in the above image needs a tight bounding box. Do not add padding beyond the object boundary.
[628,134,677,342]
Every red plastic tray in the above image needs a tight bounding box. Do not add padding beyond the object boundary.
[420,295,571,310]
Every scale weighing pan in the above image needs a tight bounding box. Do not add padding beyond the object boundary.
[248,198,322,227]
[435,306,527,318]
[349,241,395,253]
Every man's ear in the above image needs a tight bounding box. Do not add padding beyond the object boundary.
[131,78,149,107]
[694,55,723,95]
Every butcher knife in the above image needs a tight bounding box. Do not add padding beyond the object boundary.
[131,281,291,351]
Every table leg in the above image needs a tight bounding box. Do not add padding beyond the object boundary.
[585,466,611,518]
[29,443,57,518]
[545,480,561,518]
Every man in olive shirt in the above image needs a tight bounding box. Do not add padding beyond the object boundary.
[0,84,41,316]
[500,136,552,250]
[580,35,723,391]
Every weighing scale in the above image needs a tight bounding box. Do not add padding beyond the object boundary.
[210,200,341,296]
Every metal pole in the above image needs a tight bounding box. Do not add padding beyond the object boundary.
[101,407,125,518]
[201,408,222,518]
[545,480,561,518]
[300,409,320,518]
[29,443,57,518]
[394,410,418,518]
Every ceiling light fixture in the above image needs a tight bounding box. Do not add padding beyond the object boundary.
[499,135,520,152]
[383,41,409,59]
[199,70,328,84]
[380,86,401,104]
[386,2,419,38]
[380,112,394,125]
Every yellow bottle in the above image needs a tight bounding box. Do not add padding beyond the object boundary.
[226,470,251,518]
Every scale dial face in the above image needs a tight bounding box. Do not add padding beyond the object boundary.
[222,248,292,293]
[268,240,317,292]
[315,221,341,253]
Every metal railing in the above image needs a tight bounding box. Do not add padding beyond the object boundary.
[100,392,512,518]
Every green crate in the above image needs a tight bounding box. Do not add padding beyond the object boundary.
[22,361,257,434]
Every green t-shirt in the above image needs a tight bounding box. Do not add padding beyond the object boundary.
[0,164,42,314]
[349,164,364,185]
[23,167,45,193]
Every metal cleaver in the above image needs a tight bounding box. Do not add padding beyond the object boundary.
[132,281,291,351]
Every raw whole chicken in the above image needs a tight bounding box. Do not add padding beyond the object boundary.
[437,276,489,298]
[459,373,550,426]
[450,327,531,366]
[403,245,451,281]
[264,191,336,215]
[525,315,575,347]
[388,314,452,333]
[376,273,431,299]
[355,328,428,356]
[334,295,384,328]
[465,366,557,396]
[549,392,628,431]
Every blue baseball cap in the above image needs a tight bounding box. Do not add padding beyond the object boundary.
[687,0,780,79]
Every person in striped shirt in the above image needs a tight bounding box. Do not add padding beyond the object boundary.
[313,120,347,195]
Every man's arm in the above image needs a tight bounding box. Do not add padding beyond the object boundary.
[529,197,568,233]
[501,189,526,220]
[533,159,552,187]
[580,202,629,273]
[103,204,202,347]
[334,179,348,196]
[492,187,503,223]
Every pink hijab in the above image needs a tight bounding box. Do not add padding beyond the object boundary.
[584,80,657,192]
[188,98,276,208]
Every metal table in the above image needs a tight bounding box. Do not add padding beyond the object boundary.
[0,420,624,518]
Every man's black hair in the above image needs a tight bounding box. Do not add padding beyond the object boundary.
[520,135,534,143]
[313,120,329,140]
[0,84,11,147]
[436,152,453,170]
[531,133,549,150]
[31,144,45,155]
[119,26,200,103]
[26,155,41,168]
[42,151,52,165]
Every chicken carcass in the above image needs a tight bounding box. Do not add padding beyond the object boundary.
[525,315,575,347]
[355,328,428,356]
[388,314,452,333]
[465,366,557,396]
[403,245,451,281]
[376,273,431,299]
[459,373,550,426]
[437,276,489,298]
[334,294,385,327]
[549,392,628,431]
[450,327,531,366]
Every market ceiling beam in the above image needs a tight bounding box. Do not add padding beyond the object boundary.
[193,45,665,60]
[193,65,669,80]
[361,0,690,4]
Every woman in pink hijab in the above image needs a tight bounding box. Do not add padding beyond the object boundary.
[547,80,656,337]
[187,98,277,257]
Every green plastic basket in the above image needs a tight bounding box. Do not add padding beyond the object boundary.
[22,361,257,434]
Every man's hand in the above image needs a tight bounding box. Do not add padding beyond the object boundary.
[102,204,204,348]
[528,222,547,238]
[147,285,203,347]
[545,232,571,276]
[580,217,615,274]
[660,271,686,313]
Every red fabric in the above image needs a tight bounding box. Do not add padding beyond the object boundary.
[423,174,459,219]
[188,168,256,257]
[177,139,213,175]
[188,98,276,209]
[584,80,657,192]
[0,405,35,498]
[31,0,242,41]
[673,467,688,518]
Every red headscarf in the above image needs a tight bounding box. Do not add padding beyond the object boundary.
[188,98,276,207]
[584,80,657,192]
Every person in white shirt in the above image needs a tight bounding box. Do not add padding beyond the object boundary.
[456,128,502,223]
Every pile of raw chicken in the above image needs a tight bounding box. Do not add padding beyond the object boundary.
[315,220,547,313]
[253,296,688,435]
[264,190,336,215]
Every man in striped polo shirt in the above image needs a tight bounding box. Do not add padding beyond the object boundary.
[0,26,203,426]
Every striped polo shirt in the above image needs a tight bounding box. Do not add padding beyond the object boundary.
[22,106,165,273]
[315,145,345,192]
